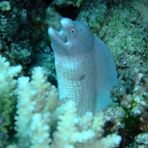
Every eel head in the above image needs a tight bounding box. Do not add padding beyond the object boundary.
[48,18,94,55]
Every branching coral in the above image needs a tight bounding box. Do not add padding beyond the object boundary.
[0,55,121,148]
[52,101,121,148]
[14,65,121,148]
[15,67,58,147]
[0,55,22,146]
[52,101,96,147]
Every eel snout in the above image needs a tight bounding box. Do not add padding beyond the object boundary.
[48,18,74,43]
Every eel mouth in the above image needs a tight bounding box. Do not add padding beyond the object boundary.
[48,18,73,49]
[48,27,67,50]
[48,18,75,50]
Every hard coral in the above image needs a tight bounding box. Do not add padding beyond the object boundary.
[0,56,122,148]
[0,55,22,147]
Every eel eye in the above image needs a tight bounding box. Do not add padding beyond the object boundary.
[70,29,75,33]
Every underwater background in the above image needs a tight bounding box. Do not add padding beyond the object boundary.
[0,0,147,147]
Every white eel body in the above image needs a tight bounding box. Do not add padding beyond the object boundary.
[48,18,117,115]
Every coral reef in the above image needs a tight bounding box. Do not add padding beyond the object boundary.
[0,1,11,11]
[0,0,147,147]
[0,0,57,78]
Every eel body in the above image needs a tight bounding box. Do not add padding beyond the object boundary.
[48,18,117,114]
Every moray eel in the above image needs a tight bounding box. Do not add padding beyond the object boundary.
[48,18,117,115]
